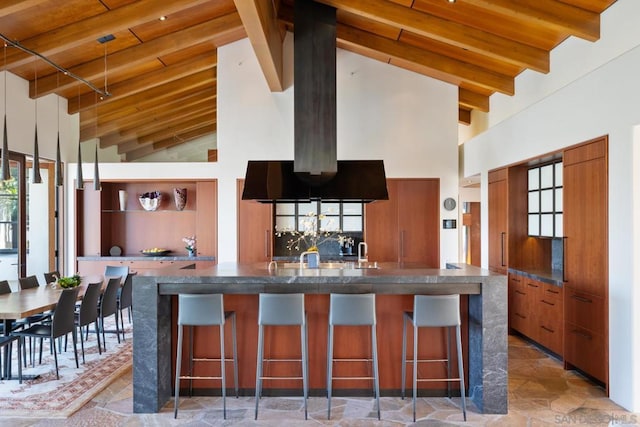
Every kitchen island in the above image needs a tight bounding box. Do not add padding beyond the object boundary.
[132,262,507,414]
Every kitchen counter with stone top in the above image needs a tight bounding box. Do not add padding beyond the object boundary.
[132,262,507,415]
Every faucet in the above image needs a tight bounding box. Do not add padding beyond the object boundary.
[358,242,368,263]
[300,251,320,268]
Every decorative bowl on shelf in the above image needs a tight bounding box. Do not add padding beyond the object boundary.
[140,248,171,256]
[139,191,162,211]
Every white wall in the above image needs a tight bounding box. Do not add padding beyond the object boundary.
[462,0,640,411]
[217,36,460,265]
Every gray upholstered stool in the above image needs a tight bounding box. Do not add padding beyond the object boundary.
[174,294,238,419]
[255,293,308,420]
[401,294,467,422]
[327,293,380,420]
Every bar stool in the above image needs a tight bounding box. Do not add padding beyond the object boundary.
[174,294,238,419]
[255,293,308,420]
[327,293,380,420]
[401,294,467,422]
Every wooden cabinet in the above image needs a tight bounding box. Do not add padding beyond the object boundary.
[488,169,508,273]
[237,179,273,263]
[76,180,218,268]
[365,179,439,267]
[563,137,608,384]
[509,272,563,356]
[77,259,214,276]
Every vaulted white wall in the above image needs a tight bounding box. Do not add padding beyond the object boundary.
[462,0,640,412]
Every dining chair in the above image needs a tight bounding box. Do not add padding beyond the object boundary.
[104,266,131,326]
[44,271,60,285]
[14,287,80,379]
[0,334,22,383]
[18,275,41,290]
[117,274,134,338]
[99,277,123,349]
[65,281,102,363]
[18,275,52,364]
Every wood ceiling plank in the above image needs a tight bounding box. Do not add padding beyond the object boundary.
[0,0,45,17]
[458,108,471,125]
[89,74,216,119]
[459,88,489,112]
[233,0,285,91]
[338,24,514,95]
[123,124,216,161]
[316,0,549,72]
[34,13,241,97]
[110,116,216,149]
[3,0,213,69]
[456,0,600,42]
[69,53,217,113]
[556,0,616,14]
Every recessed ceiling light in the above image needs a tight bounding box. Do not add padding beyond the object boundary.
[448,0,456,3]
[159,16,167,21]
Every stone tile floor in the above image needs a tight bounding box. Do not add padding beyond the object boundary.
[1,335,638,426]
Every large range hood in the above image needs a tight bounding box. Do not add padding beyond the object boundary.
[241,0,388,203]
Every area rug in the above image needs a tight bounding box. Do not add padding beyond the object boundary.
[0,317,132,418]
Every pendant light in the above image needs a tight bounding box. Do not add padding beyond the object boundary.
[93,91,100,191]
[31,62,42,184]
[1,42,10,181]
[55,71,63,186]
[76,87,84,190]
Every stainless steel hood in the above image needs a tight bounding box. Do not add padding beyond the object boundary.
[241,1,388,203]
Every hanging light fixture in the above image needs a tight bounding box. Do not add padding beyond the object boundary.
[55,71,63,186]
[1,42,10,181]
[93,36,111,192]
[76,86,83,190]
[31,62,42,184]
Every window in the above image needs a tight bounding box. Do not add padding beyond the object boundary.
[274,201,363,256]
[528,161,563,237]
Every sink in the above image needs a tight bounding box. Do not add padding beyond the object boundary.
[276,261,379,270]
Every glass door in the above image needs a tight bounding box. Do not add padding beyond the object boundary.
[0,156,23,281]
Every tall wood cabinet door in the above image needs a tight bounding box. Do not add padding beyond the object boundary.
[397,179,440,266]
[365,180,399,262]
[237,179,273,263]
[488,169,508,273]
[563,157,607,297]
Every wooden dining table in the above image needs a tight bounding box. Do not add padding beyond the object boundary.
[0,276,104,379]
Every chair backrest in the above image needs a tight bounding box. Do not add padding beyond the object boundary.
[104,265,129,284]
[119,273,134,309]
[18,275,40,290]
[258,293,305,326]
[413,294,461,327]
[100,277,121,317]
[329,294,376,326]
[0,280,11,294]
[78,281,102,327]
[44,271,60,285]
[178,294,224,326]
[52,287,81,339]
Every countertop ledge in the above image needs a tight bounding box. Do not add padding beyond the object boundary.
[508,268,564,287]
[78,255,215,262]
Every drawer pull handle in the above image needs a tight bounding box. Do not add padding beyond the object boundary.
[546,288,560,294]
[515,290,526,296]
[571,294,593,304]
[541,300,555,306]
[527,283,539,288]
[515,313,526,319]
[571,329,592,339]
[541,325,554,333]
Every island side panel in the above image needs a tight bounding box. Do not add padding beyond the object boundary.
[468,274,508,413]
[133,276,172,413]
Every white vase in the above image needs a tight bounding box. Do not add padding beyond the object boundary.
[118,190,127,211]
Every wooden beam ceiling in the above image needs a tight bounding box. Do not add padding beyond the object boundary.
[0,0,616,160]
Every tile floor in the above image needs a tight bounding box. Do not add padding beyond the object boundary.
[1,335,638,426]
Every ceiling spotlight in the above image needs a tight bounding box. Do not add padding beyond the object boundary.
[448,0,456,3]
[159,16,167,21]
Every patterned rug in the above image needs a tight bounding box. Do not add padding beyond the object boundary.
[0,317,132,418]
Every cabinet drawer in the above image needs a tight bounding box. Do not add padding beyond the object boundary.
[537,321,563,356]
[564,323,606,383]
[541,283,562,302]
[564,287,606,335]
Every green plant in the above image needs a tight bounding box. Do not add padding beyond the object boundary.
[57,274,81,288]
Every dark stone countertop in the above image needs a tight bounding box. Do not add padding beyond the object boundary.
[508,267,564,287]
